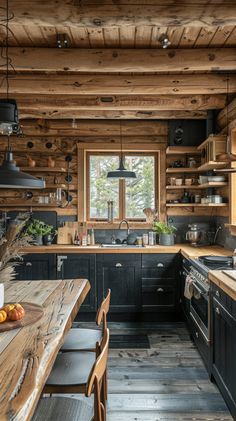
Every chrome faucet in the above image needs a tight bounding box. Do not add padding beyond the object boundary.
[119,219,130,236]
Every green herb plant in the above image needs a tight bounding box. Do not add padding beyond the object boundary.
[26,219,55,236]
[153,221,177,235]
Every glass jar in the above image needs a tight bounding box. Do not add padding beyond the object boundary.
[188,157,197,168]
[136,236,143,246]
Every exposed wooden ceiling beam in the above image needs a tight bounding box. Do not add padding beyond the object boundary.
[14,95,225,116]
[9,1,236,28]
[18,110,207,120]
[19,119,168,137]
[1,48,235,73]
[1,74,235,96]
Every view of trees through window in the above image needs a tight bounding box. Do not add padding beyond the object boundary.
[89,154,155,219]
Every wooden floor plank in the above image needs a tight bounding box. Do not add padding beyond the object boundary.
[105,322,232,421]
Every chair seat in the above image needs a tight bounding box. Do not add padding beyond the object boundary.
[32,397,93,421]
[46,351,96,386]
[61,328,102,352]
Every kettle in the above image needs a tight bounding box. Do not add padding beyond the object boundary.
[186,224,202,246]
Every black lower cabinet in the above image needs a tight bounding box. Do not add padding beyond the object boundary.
[141,253,180,315]
[211,285,236,419]
[58,254,96,312]
[15,254,57,280]
[96,254,142,315]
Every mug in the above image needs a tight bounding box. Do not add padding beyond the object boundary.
[185,178,194,186]
[175,178,183,186]
[169,177,176,186]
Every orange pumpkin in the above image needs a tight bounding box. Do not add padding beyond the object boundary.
[0,310,7,323]
[2,304,14,314]
[8,304,25,321]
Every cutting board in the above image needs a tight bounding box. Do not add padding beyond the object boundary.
[222,270,236,281]
[0,302,44,332]
[57,222,79,244]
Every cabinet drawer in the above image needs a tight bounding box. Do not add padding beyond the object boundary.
[142,277,176,286]
[98,253,141,267]
[142,253,178,270]
[142,283,176,311]
[211,283,231,311]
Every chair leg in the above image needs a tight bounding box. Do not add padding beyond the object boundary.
[104,369,108,401]
[101,402,106,421]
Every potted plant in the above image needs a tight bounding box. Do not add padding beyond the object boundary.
[153,221,177,246]
[26,219,56,246]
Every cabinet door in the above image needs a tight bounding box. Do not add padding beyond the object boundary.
[212,297,236,416]
[97,254,141,313]
[142,278,177,312]
[15,254,56,280]
[59,254,96,312]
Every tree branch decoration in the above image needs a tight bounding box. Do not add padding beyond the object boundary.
[0,213,32,282]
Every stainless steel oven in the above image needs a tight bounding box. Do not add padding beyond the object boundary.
[189,270,210,343]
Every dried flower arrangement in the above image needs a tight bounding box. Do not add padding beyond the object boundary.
[0,213,32,282]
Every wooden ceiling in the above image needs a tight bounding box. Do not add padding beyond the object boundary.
[0,1,235,128]
[2,24,236,49]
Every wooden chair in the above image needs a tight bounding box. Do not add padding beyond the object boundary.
[32,397,93,421]
[60,289,111,353]
[43,328,109,421]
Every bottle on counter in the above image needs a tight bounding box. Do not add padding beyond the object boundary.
[90,227,95,245]
[87,230,91,246]
[107,200,114,222]
[148,231,156,245]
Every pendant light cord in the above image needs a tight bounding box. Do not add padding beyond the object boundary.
[120,120,123,159]
[6,0,9,99]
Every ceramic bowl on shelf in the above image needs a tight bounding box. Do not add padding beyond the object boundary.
[198,176,208,184]
[207,176,226,182]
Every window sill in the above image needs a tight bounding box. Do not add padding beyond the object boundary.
[86,221,153,230]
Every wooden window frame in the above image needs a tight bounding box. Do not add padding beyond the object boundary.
[77,143,166,228]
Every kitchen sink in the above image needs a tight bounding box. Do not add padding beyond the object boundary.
[100,243,145,248]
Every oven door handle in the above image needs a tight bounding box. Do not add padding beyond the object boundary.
[192,281,209,297]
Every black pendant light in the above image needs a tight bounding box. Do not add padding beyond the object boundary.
[0,0,45,189]
[107,122,136,179]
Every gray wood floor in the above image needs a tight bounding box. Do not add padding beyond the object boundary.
[104,322,233,421]
[57,321,233,421]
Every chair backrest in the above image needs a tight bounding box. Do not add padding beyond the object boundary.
[86,328,110,421]
[96,289,111,330]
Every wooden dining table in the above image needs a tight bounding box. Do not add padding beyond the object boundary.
[0,278,90,421]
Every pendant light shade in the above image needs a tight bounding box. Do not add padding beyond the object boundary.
[107,156,136,179]
[0,0,45,189]
[107,122,136,179]
[0,149,45,189]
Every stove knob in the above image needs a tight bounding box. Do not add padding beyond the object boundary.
[195,331,199,338]
[215,290,220,297]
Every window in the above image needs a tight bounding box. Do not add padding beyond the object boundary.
[87,152,157,221]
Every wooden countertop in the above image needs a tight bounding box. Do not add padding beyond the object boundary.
[0,278,90,421]
[22,243,232,257]
[209,271,236,301]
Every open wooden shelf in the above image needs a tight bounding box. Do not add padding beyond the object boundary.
[21,167,67,172]
[166,146,201,155]
[197,161,227,171]
[166,167,202,173]
[166,203,228,207]
[166,182,228,190]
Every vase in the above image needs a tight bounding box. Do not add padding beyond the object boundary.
[159,233,175,246]
[43,233,54,246]
[34,235,43,246]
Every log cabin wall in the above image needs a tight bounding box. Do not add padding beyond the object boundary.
[0,1,235,224]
